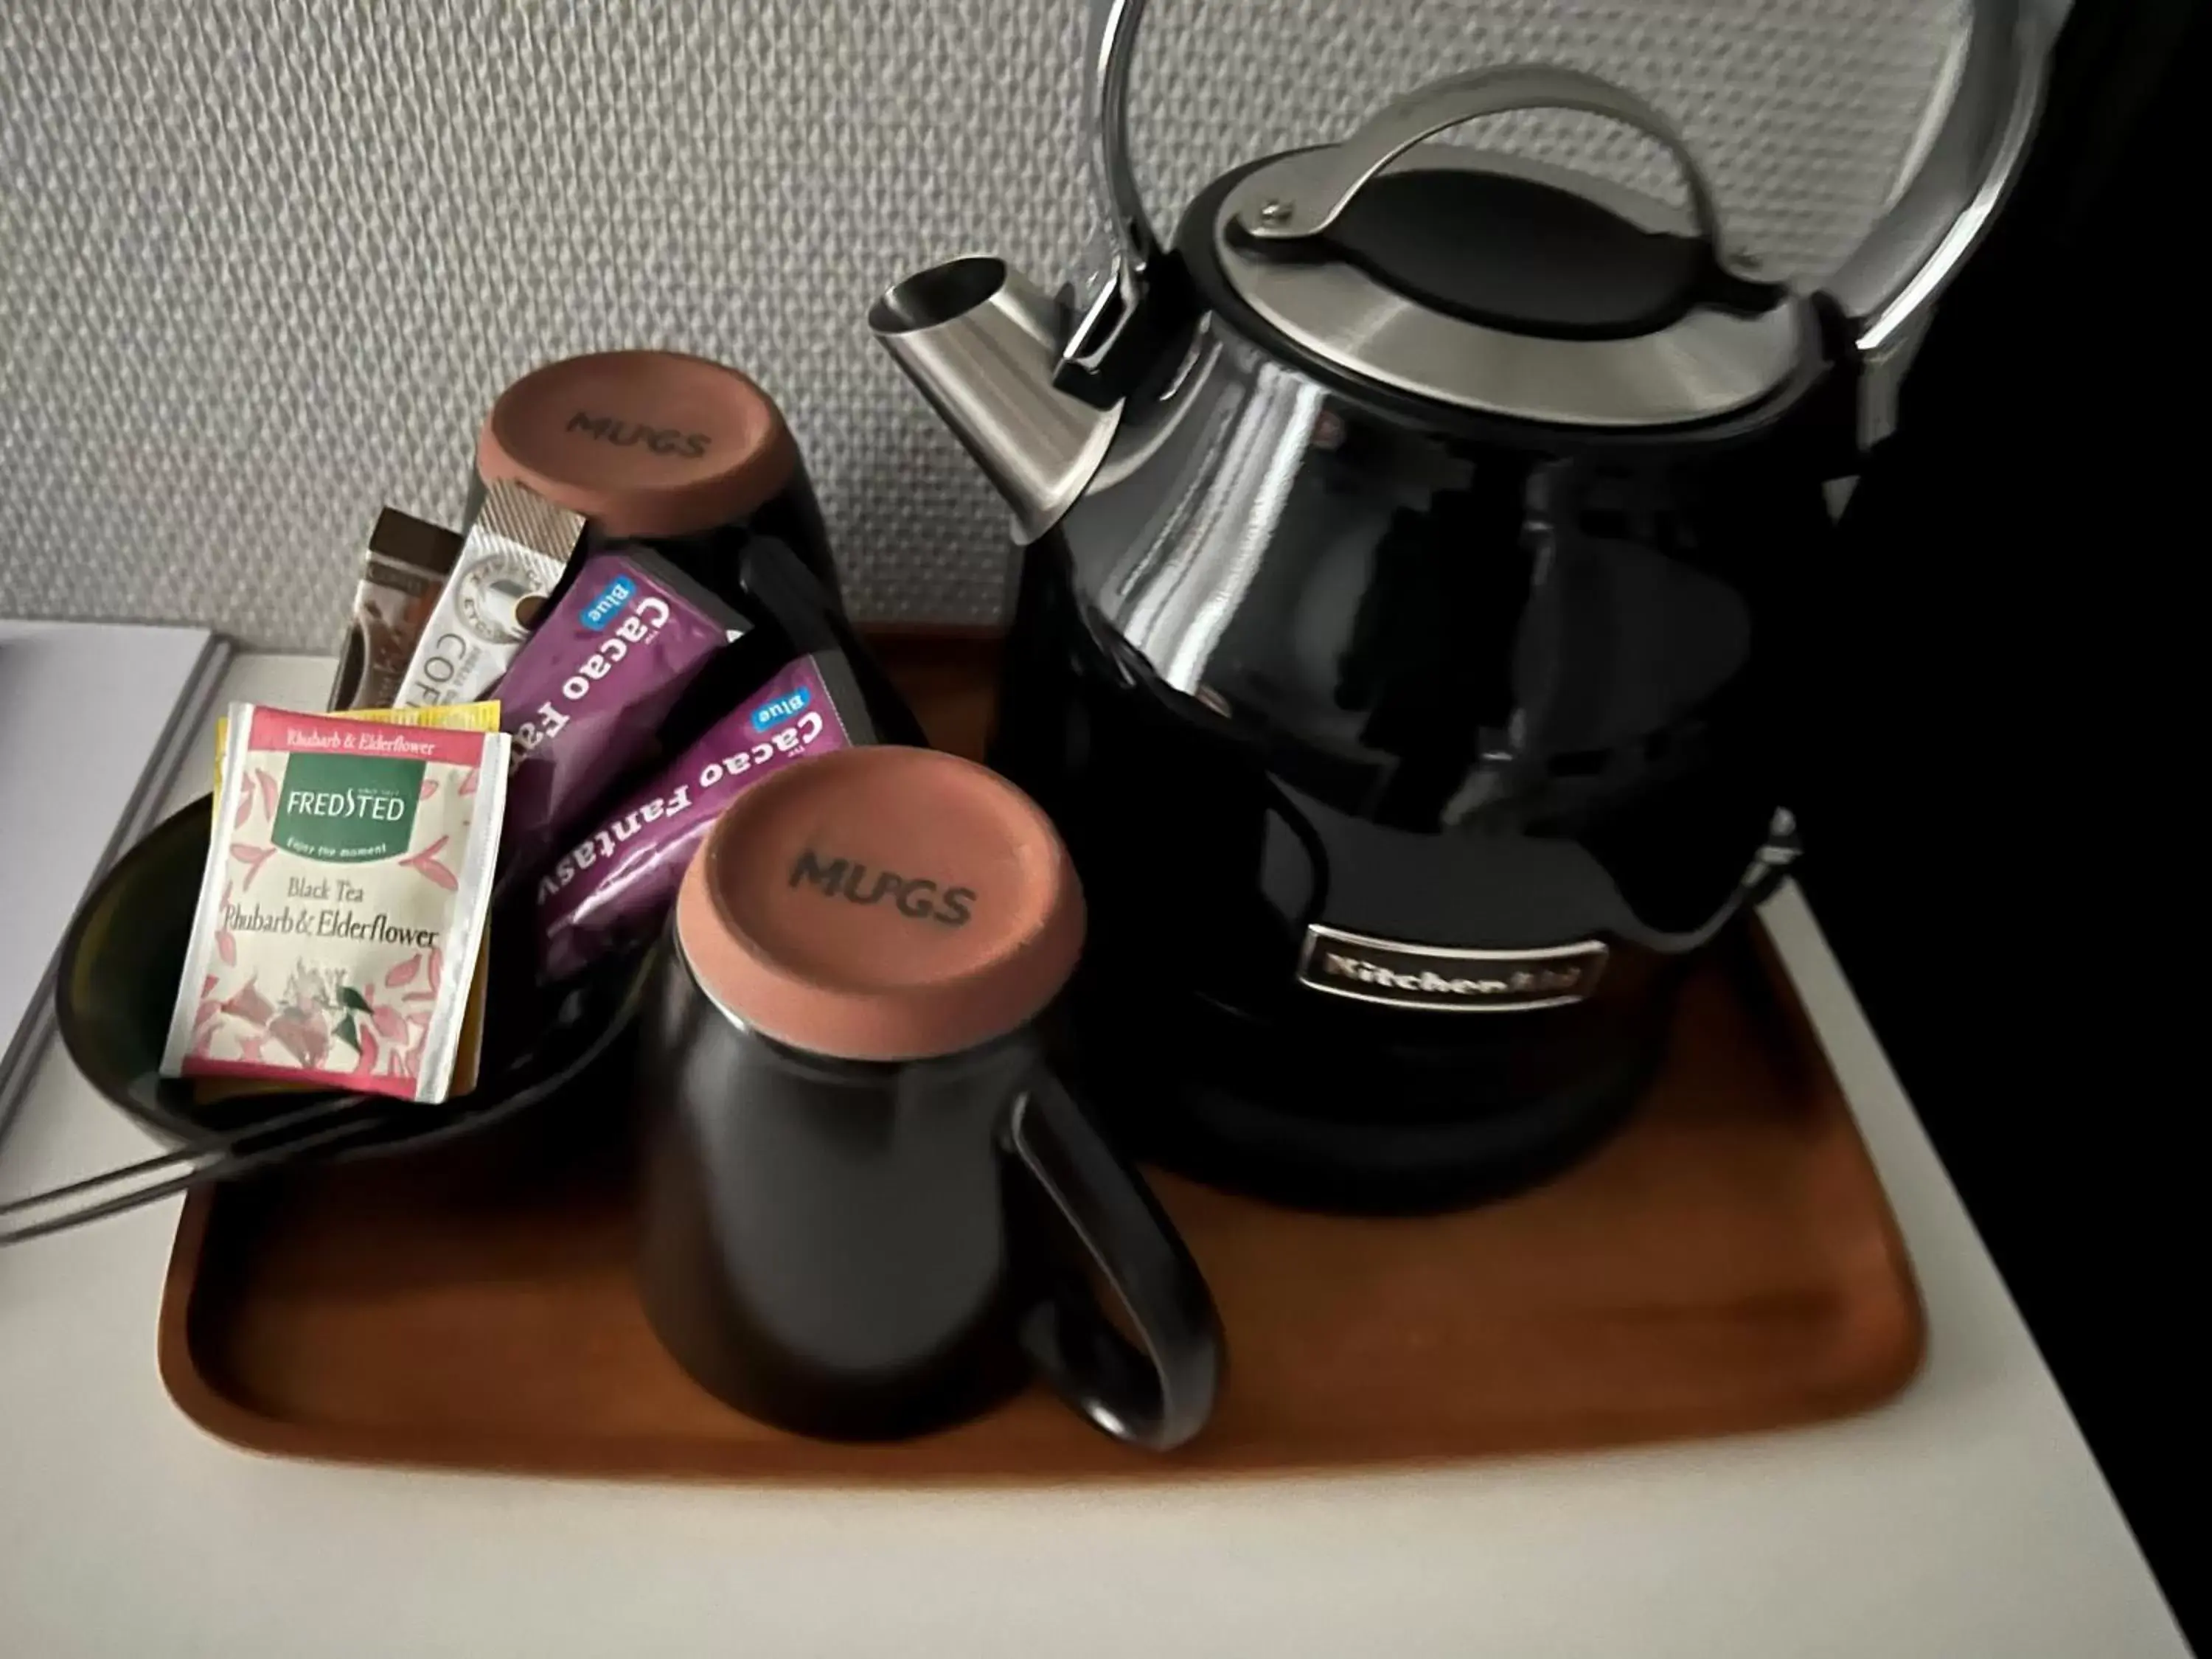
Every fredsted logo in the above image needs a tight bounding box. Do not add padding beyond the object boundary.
[1295,925,1606,1012]
[580,575,637,630]
[273,753,425,863]
[565,411,711,458]
[787,846,974,926]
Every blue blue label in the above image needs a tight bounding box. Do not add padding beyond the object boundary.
[751,686,811,731]
[579,576,637,631]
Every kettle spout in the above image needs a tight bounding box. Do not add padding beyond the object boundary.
[870,257,1119,544]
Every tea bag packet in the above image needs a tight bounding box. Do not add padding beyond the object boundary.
[207,700,501,1096]
[327,509,465,712]
[496,545,749,877]
[394,480,584,709]
[535,653,869,981]
[165,704,510,1104]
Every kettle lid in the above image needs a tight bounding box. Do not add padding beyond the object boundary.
[1199,69,1809,428]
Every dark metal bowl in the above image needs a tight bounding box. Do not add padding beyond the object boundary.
[52,796,652,1167]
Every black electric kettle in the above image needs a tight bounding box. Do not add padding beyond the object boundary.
[870,0,2043,1210]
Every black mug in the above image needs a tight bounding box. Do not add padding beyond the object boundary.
[468,347,839,604]
[633,745,1222,1448]
[466,349,931,762]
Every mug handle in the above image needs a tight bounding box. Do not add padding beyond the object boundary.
[1004,1071,1224,1451]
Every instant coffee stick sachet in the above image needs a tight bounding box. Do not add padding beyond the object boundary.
[394,480,583,709]
[328,509,465,712]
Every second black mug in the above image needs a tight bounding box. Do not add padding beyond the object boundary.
[633,745,1223,1449]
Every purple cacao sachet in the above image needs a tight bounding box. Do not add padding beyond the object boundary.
[496,545,748,877]
[535,651,870,982]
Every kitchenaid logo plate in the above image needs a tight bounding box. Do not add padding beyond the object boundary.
[1295,927,1607,1012]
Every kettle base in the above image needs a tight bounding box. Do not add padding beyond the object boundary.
[1054,978,1672,1217]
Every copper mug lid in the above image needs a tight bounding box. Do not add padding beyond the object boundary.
[675,746,1085,1062]
[477,349,799,540]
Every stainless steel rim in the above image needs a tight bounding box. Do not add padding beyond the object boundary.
[1216,149,1809,428]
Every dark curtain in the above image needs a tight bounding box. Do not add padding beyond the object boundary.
[1801,0,2203,1641]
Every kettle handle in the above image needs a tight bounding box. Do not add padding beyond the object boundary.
[1059,0,1164,385]
[1831,0,2045,447]
[1232,65,1735,262]
[1064,7,1745,383]
[1083,0,1160,285]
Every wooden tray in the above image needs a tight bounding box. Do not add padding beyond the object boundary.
[157,633,1923,1481]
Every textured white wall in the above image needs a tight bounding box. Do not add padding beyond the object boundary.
[0,0,1961,647]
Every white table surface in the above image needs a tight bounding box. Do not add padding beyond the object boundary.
[0,653,2187,1659]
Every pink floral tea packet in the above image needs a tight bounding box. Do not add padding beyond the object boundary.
[162,703,511,1103]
